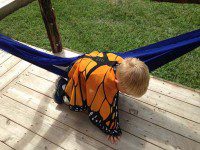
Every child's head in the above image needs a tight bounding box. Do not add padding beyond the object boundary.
[115,58,150,98]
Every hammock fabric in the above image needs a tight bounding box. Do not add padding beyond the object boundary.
[0,29,200,78]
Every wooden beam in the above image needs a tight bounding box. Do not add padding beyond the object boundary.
[38,0,62,53]
[154,0,200,4]
[0,0,34,20]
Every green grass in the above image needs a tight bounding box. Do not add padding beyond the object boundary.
[0,0,199,89]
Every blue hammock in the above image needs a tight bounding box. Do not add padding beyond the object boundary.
[0,29,200,78]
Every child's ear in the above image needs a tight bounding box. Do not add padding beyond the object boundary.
[115,79,119,84]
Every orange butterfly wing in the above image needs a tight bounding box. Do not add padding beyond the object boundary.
[65,51,123,136]
[65,59,85,110]
[65,51,100,110]
[87,67,121,135]
[86,66,122,135]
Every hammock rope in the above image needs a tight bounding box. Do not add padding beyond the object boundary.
[0,29,200,78]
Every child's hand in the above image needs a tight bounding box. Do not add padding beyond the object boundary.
[107,135,121,144]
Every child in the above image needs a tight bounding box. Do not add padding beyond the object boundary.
[54,51,150,144]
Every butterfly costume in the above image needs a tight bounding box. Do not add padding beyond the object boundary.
[54,51,123,136]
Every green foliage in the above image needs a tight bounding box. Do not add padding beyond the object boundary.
[0,0,199,89]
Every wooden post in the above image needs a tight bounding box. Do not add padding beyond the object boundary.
[38,0,62,53]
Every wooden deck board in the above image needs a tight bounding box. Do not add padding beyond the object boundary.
[0,141,13,150]
[149,78,200,107]
[0,59,30,90]
[0,52,11,64]
[5,72,199,150]
[0,96,115,150]
[0,55,21,77]
[0,115,65,150]
[24,66,200,142]
[1,73,163,149]
[2,82,199,150]
[119,94,200,143]
[0,49,200,150]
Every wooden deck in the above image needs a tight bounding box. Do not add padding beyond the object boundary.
[0,48,200,150]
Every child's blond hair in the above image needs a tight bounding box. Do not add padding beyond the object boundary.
[116,58,150,97]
